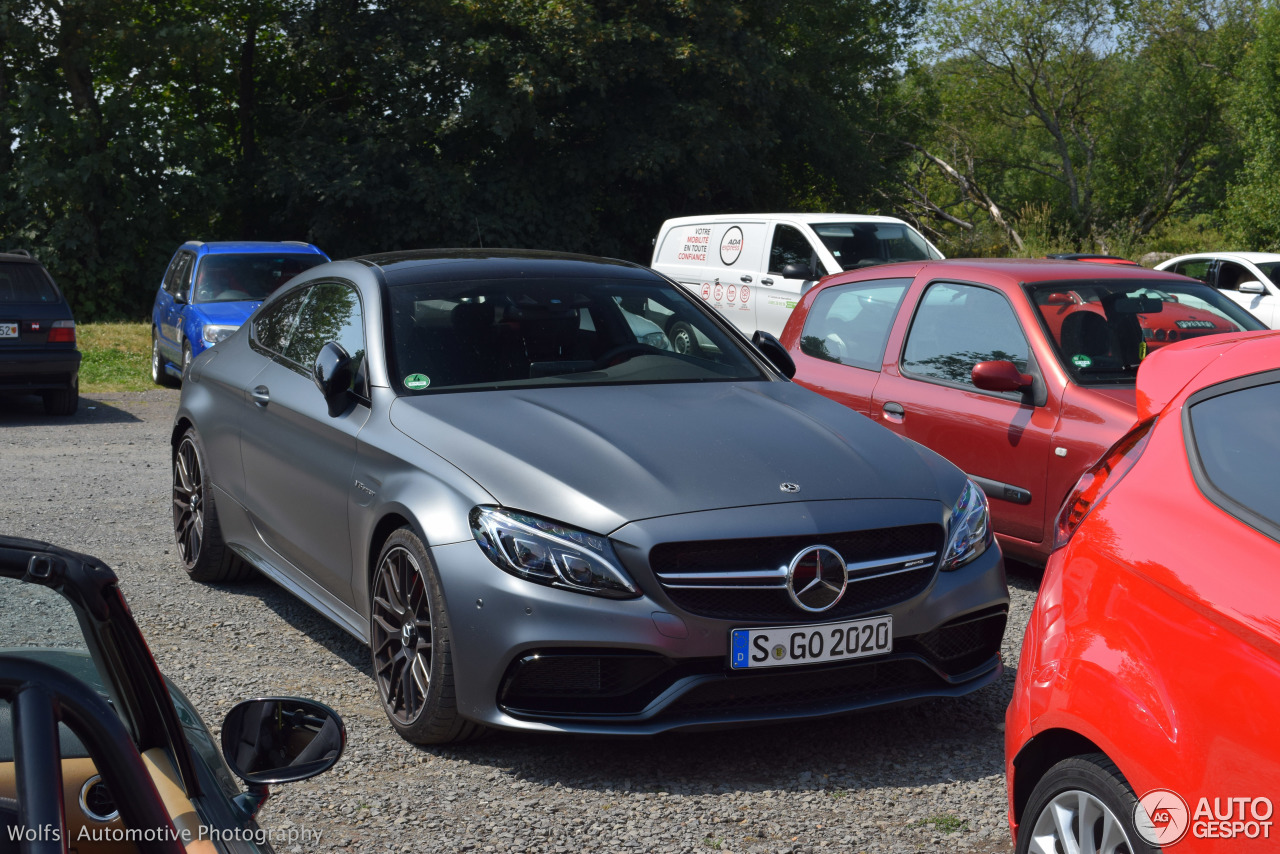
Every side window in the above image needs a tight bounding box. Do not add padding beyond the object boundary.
[253,287,310,355]
[1172,259,1212,284]
[284,282,365,384]
[161,255,182,293]
[799,278,911,370]
[902,283,1029,386]
[768,225,818,277]
[166,254,194,298]
[1216,261,1250,291]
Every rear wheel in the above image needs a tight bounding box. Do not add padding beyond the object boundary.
[172,429,251,582]
[370,528,484,744]
[1018,754,1156,854]
[42,376,78,416]
[151,330,177,387]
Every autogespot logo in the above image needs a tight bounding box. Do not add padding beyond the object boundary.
[1135,789,1276,845]
[1135,789,1190,846]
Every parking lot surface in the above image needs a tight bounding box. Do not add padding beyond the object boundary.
[0,391,1036,853]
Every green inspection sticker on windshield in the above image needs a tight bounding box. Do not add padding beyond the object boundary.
[404,373,431,390]
[1071,354,1093,369]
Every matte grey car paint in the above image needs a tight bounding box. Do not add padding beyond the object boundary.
[175,251,1009,735]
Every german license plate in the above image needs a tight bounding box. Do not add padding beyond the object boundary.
[0,323,16,338]
[729,615,892,670]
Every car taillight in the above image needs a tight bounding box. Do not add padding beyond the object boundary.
[1053,419,1155,549]
[47,319,75,344]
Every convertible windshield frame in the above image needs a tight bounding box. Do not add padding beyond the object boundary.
[383,275,771,395]
[1025,278,1264,386]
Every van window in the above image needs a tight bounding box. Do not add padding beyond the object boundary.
[813,222,938,271]
[799,278,911,370]
[769,225,818,277]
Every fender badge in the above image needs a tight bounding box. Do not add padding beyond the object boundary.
[779,483,800,493]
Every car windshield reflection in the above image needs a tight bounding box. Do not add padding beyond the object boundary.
[386,277,764,393]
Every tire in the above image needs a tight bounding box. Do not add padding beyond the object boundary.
[1017,754,1157,854]
[152,330,178,388]
[172,429,252,582]
[370,528,485,744]
[181,342,194,382]
[42,376,78,416]
[668,320,701,356]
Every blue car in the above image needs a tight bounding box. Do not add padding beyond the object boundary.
[151,241,329,385]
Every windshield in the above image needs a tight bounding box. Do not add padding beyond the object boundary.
[811,222,940,271]
[1029,280,1264,385]
[1254,261,1280,285]
[0,575,108,761]
[387,276,765,393]
[0,262,59,303]
[194,253,326,303]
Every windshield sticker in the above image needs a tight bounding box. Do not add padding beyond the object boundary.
[720,226,744,265]
[1071,354,1093,369]
[404,373,431,390]
[1139,341,1148,361]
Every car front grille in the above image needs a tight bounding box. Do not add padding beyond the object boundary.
[649,524,943,622]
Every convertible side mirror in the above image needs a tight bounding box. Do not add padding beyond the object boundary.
[972,360,1033,393]
[752,330,797,379]
[313,342,354,417]
[221,697,345,786]
[1239,280,1266,295]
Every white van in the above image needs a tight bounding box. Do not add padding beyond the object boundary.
[650,213,942,342]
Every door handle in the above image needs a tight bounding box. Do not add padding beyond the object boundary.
[740,275,753,283]
[250,385,270,406]
[882,402,905,416]
[761,277,775,286]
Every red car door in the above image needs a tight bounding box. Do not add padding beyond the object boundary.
[785,276,914,416]
[872,279,1062,551]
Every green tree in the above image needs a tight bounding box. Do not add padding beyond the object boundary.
[1224,3,1280,249]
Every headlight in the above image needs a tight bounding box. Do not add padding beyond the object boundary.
[941,479,992,571]
[202,324,239,345]
[470,507,639,599]
[641,331,671,350]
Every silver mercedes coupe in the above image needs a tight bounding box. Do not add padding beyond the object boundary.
[171,249,1008,743]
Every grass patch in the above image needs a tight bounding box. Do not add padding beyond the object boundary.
[78,322,153,393]
[910,813,969,834]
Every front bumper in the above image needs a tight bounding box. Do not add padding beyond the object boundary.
[433,499,1009,735]
[0,349,81,392]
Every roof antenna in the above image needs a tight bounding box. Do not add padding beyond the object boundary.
[474,217,484,249]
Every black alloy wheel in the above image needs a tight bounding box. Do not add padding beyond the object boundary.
[172,430,249,582]
[370,528,483,744]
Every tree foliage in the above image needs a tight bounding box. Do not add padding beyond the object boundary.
[0,0,922,318]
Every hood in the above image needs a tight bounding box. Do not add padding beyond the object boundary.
[389,382,953,534]
[193,300,260,326]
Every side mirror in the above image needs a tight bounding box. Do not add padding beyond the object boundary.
[221,698,345,786]
[1239,280,1266,295]
[752,330,796,379]
[173,291,187,305]
[972,360,1033,393]
[313,342,353,417]
[780,261,814,280]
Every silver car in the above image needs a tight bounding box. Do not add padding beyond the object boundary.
[172,249,1008,744]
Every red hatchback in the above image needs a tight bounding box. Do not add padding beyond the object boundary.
[780,259,1263,565]
[1006,330,1280,853]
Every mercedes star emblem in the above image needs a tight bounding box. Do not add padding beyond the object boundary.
[786,546,848,613]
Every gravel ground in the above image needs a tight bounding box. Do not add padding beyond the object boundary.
[0,390,1039,854]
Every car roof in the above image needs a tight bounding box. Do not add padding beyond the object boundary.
[1160,252,1280,265]
[1137,330,1280,420]
[820,258,1193,288]
[0,251,42,265]
[354,248,654,285]
[659,213,910,226]
[183,241,327,256]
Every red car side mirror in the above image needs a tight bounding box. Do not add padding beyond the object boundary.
[972,360,1033,393]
